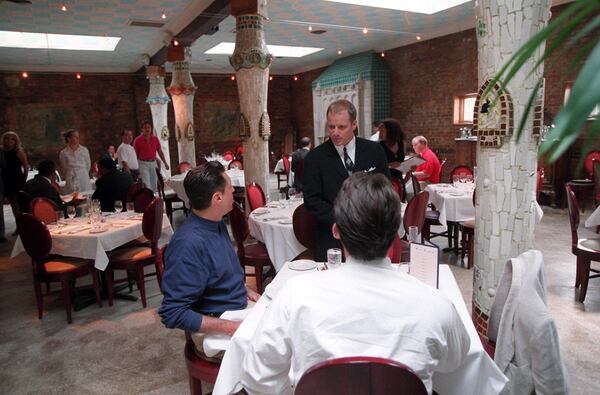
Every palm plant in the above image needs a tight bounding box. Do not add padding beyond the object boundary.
[484,0,600,163]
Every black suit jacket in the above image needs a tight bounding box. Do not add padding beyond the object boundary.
[23,175,65,210]
[92,170,133,212]
[291,148,310,190]
[302,138,390,261]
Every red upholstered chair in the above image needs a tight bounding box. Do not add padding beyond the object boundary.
[387,234,402,263]
[184,331,220,395]
[391,176,405,203]
[156,168,187,224]
[449,165,473,182]
[133,187,156,213]
[222,151,234,162]
[16,213,102,324]
[565,184,600,302]
[178,161,192,174]
[246,182,266,211]
[567,150,600,212]
[295,356,428,395]
[229,202,275,293]
[30,197,59,225]
[17,190,33,214]
[292,203,318,260]
[105,198,164,307]
[276,155,290,188]
[410,173,421,195]
[228,160,243,170]
[398,192,429,261]
[126,181,145,203]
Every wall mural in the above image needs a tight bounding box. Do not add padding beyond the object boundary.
[201,102,240,142]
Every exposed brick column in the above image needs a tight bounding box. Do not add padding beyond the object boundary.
[230,0,272,202]
[472,0,551,337]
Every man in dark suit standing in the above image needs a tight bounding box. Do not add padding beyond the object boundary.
[291,137,311,191]
[92,157,133,212]
[302,100,390,261]
[23,160,66,212]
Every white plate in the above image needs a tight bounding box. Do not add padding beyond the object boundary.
[253,208,269,214]
[288,260,317,271]
[278,218,293,225]
[89,227,108,234]
[266,202,281,208]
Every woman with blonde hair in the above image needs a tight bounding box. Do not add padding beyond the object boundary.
[1,131,29,223]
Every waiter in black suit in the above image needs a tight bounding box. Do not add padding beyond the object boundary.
[302,99,390,261]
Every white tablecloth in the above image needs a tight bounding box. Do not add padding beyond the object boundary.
[425,184,543,225]
[248,200,304,271]
[11,213,173,271]
[585,205,600,228]
[168,169,245,207]
[210,263,507,395]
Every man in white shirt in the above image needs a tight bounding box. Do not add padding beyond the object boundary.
[240,173,470,395]
[116,129,139,181]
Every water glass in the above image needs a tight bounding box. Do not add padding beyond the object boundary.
[452,175,459,187]
[55,211,64,226]
[67,206,76,220]
[327,248,342,269]
[408,226,419,243]
[126,202,135,213]
[288,188,297,201]
[115,200,123,213]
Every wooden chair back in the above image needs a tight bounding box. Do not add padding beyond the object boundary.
[30,197,59,225]
[450,165,473,181]
[295,356,428,395]
[16,214,52,276]
[584,151,600,178]
[391,176,405,202]
[282,155,291,174]
[246,183,266,211]
[222,151,234,162]
[403,191,429,235]
[228,202,249,258]
[141,198,164,256]
[293,203,317,250]
[126,182,145,203]
[17,190,33,214]
[228,160,243,170]
[410,173,421,195]
[565,184,580,248]
[133,188,156,213]
[155,168,166,200]
[387,234,402,263]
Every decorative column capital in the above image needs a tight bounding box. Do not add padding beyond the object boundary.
[229,15,272,71]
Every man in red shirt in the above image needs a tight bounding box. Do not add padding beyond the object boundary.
[412,135,441,184]
[133,120,169,192]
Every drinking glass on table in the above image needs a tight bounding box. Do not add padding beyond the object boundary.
[288,187,297,202]
[327,248,342,270]
[126,202,135,213]
[67,206,76,220]
[55,211,64,226]
[114,200,123,213]
[408,226,419,244]
[452,175,459,187]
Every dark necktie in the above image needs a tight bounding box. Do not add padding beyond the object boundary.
[343,146,354,174]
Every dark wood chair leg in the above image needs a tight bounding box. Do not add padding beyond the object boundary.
[467,234,474,269]
[92,269,102,307]
[33,278,44,319]
[188,375,203,395]
[105,269,114,307]
[578,258,591,302]
[155,260,163,292]
[422,223,431,242]
[126,269,134,292]
[255,266,264,294]
[575,256,582,288]
[460,231,467,262]
[447,222,454,251]
[582,188,587,213]
[61,278,73,324]
[166,201,173,224]
[136,265,147,308]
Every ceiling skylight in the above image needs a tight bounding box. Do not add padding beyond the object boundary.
[205,42,323,58]
[323,0,471,14]
[0,31,120,51]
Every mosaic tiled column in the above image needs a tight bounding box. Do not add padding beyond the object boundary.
[146,66,171,177]
[472,0,550,337]
[167,47,197,166]
[230,1,272,202]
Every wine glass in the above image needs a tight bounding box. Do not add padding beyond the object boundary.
[67,206,76,221]
[126,202,135,213]
[115,200,123,213]
[408,226,419,243]
[288,187,297,202]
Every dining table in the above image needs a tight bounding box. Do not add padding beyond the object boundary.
[10,212,173,271]
[585,204,600,228]
[208,262,508,395]
[168,168,245,207]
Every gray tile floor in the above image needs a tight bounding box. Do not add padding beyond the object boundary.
[1,179,599,394]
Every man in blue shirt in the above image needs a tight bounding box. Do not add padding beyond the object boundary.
[159,161,259,337]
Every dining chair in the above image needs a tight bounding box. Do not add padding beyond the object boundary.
[398,192,429,261]
[449,165,473,182]
[391,176,405,203]
[16,213,102,324]
[228,202,275,293]
[292,203,318,260]
[222,151,234,162]
[133,187,156,213]
[105,198,164,307]
[566,150,600,212]
[234,144,244,160]
[30,197,59,225]
[126,181,145,203]
[295,356,428,395]
[387,234,402,263]
[228,160,243,170]
[155,168,187,224]
[246,182,266,212]
[459,191,477,269]
[410,173,421,195]
[275,155,290,189]
[184,330,221,395]
[565,184,600,302]
[178,161,192,174]
[16,190,33,214]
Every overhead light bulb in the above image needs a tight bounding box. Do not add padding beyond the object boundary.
[230,75,236,80]
[161,10,166,19]
[337,49,342,55]
[362,27,368,34]
[308,25,313,32]
[61,2,67,12]
[416,34,421,40]
[22,71,28,78]
[380,52,385,57]
[76,72,81,79]
[173,39,179,46]
[293,76,299,81]
[269,76,273,81]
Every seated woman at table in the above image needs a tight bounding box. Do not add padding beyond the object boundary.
[158,162,259,356]
[23,160,66,212]
[378,118,405,178]
[92,158,133,212]
[240,173,470,395]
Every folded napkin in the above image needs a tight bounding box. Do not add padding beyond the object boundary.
[202,307,254,357]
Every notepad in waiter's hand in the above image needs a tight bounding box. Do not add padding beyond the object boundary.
[409,242,439,288]
[394,155,426,173]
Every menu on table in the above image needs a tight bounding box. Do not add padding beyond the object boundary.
[409,242,439,288]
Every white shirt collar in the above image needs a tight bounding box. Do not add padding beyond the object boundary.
[41,175,52,184]
[344,255,393,270]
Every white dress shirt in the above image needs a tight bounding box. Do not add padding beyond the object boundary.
[116,142,139,171]
[59,144,91,193]
[333,135,356,169]
[240,257,470,395]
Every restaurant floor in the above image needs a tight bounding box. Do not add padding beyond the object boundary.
[1,178,598,394]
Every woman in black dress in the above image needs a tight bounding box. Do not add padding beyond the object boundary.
[1,131,29,221]
[378,118,406,179]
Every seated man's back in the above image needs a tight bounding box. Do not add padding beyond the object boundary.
[92,158,133,212]
[23,160,65,210]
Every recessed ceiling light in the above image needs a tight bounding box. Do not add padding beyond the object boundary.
[362,27,368,34]
[324,0,470,14]
[21,71,28,78]
[205,42,323,58]
[0,30,120,51]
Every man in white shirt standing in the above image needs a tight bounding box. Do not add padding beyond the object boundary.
[240,172,470,395]
[116,129,139,181]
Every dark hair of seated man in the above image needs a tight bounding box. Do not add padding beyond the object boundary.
[37,160,56,178]
[183,161,226,210]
